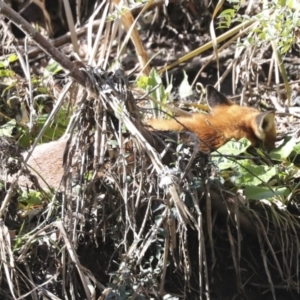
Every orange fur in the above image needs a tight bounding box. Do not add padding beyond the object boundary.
[2,86,276,189]
[147,85,276,151]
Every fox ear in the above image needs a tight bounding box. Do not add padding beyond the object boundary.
[256,111,275,131]
[206,85,234,108]
[254,111,275,138]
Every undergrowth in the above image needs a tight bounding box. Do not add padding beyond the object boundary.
[1,0,300,299]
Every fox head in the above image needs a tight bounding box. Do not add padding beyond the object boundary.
[206,85,276,151]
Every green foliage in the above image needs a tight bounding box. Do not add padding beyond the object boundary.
[35,109,69,142]
[0,55,17,77]
[0,68,15,77]
[18,190,43,206]
[17,190,47,222]
[0,58,70,147]
[244,186,290,200]
[212,138,251,170]
[136,75,148,89]
[147,68,169,104]
[212,137,300,202]
[218,0,243,28]
[214,0,300,202]
[234,161,277,186]
[7,54,18,63]
[219,0,300,54]
[0,119,20,138]
[44,59,63,77]
[218,8,239,29]
[107,6,129,21]
[136,68,172,118]
[249,6,299,54]
[136,69,196,119]
[269,136,296,160]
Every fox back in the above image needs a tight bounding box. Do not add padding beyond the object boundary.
[8,139,67,189]
[147,85,276,151]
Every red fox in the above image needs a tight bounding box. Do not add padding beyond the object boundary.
[147,85,276,151]
[3,85,276,189]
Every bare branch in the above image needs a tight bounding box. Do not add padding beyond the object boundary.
[0,1,86,86]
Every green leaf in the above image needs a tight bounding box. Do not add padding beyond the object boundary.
[219,9,236,18]
[212,138,251,171]
[0,120,18,137]
[277,0,286,6]
[213,138,251,156]
[136,75,148,89]
[32,110,69,143]
[148,68,167,105]
[146,68,169,118]
[0,69,15,77]
[44,60,63,77]
[235,161,277,186]
[19,190,43,206]
[270,136,296,160]
[287,0,295,8]
[7,54,18,63]
[292,142,300,154]
[214,157,238,171]
[244,186,290,200]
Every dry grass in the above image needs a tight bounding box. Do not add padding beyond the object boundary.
[0,0,300,299]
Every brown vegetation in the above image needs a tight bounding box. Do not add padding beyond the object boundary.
[0,1,300,299]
